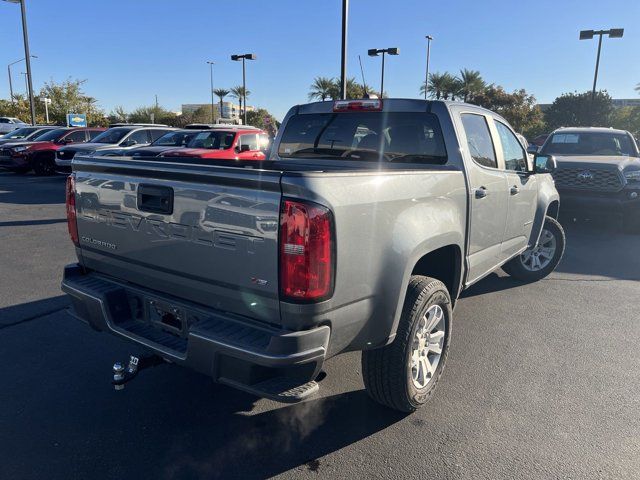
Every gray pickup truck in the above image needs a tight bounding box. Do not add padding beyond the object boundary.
[61,99,565,412]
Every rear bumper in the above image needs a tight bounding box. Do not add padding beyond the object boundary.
[558,188,640,215]
[61,264,329,398]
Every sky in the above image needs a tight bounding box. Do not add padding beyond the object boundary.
[1,0,639,121]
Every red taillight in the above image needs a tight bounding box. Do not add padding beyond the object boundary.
[333,99,382,112]
[279,199,334,302]
[65,174,79,246]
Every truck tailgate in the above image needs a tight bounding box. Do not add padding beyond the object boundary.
[72,157,282,324]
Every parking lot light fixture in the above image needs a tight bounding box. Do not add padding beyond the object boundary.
[579,28,624,101]
[3,0,36,125]
[206,61,215,123]
[7,55,36,106]
[231,53,256,125]
[368,47,399,99]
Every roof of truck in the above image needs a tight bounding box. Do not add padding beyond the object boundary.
[550,126,631,135]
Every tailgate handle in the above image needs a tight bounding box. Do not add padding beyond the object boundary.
[137,184,174,214]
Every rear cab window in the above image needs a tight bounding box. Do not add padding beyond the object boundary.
[278,112,447,164]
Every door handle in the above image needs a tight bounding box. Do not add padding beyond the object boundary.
[510,185,520,195]
[475,187,488,199]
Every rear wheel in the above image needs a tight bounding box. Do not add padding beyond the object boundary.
[32,153,56,176]
[362,276,452,412]
[502,216,565,282]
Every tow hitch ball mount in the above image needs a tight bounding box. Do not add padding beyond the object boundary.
[112,354,164,390]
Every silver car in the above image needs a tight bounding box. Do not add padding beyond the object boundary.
[0,117,28,134]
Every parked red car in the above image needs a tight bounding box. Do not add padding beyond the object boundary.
[0,126,105,175]
[161,126,270,160]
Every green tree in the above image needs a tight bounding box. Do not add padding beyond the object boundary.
[38,78,106,126]
[544,91,613,130]
[421,72,458,100]
[0,78,107,126]
[213,88,230,118]
[611,106,640,138]
[457,69,485,102]
[245,108,280,136]
[472,86,545,137]
[308,77,335,101]
[230,86,250,118]
[127,105,178,125]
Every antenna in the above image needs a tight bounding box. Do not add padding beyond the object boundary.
[358,55,368,97]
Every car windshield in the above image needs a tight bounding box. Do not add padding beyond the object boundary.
[541,132,637,156]
[152,130,196,147]
[277,112,448,163]
[90,128,131,144]
[1,127,42,140]
[187,131,236,149]
[31,128,69,142]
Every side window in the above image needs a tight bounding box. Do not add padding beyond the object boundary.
[64,130,87,143]
[460,113,497,169]
[0,118,9,124]
[126,130,151,145]
[88,130,103,140]
[239,134,259,151]
[495,121,527,172]
[150,129,169,142]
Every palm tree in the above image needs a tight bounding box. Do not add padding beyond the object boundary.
[230,86,250,119]
[308,77,335,101]
[457,69,485,102]
[213,88,230,119]
[421,72,450,100]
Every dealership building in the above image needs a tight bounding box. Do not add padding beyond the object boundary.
[181,102,254,120]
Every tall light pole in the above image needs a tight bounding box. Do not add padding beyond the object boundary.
[424,35,433,100]
[3,0,36,125]
[340,0,349,99]
[231,53,256,125]
[368,47,399,98]
[7,56,36,105]
[206,60,215,123]
[579,28,624,101]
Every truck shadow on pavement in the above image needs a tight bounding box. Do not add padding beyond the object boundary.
[464,217,639,299]
[0,302,405,480]
[0,172,66,205]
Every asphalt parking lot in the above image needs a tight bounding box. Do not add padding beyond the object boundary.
[1,171,639,480]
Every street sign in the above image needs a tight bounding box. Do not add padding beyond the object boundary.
[66,114,87,127]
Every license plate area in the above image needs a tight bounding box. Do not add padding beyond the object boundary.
[147,298,187,336]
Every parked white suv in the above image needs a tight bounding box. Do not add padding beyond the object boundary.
[0,117,28,134]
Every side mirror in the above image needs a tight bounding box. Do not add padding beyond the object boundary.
[124,139,137,147]
[239,144,251,152]
[533,154,557,174]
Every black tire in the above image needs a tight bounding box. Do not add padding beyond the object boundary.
[502,215,565,282]
[362,276,452,412]
[32,153,56,176]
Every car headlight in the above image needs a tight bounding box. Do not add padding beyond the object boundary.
[624,170,640,182]
[12,146,29,153]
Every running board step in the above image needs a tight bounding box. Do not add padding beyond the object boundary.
[219,377,319,403]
